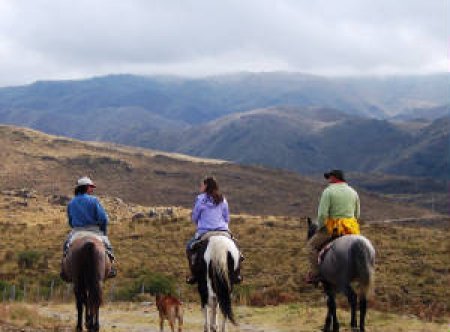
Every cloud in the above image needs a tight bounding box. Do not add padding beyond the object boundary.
[0,0,446,86]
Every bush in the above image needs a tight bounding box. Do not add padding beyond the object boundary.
[115,271,176,301]
[17,250,41,269]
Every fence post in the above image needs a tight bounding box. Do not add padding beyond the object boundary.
[50,280,54,300]
[10,285,16,302]
[64,284,71,302]
[109,282,115,302]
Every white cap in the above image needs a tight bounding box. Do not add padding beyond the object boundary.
[76,176,96,187]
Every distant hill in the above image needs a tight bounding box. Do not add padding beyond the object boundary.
[391,104,449,121]
[160,108,448,180]
[0,125,430,220]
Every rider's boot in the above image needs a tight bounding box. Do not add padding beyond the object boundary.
[232,255,244,284]
[186,249,198,284]
[107,252,117,279]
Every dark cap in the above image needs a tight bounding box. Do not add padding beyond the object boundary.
[324,169,345,181]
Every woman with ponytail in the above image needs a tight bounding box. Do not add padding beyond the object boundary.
[186,176,242,284]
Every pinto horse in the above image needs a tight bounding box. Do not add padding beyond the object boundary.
[63,234,111,331]
[307,218,375,332]
[196,235,240,332]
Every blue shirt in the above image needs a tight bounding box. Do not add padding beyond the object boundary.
[192,193,230,235]
[67,194,109,234]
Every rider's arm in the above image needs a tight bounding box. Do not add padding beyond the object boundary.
[191,196,202,224]
[317,189,330,229]
[354,192,360,219]
[95,199,109,235]
[222,198,230,223]
[67,205,73,228]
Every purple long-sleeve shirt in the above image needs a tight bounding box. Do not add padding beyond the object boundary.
[191,193,230,235]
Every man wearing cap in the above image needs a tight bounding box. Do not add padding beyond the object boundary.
[60,176,116,282]
[305,169,360,284]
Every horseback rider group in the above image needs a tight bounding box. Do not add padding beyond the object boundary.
[60,175,243,285]
[60,169,360,288]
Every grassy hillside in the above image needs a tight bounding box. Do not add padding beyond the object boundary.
[0,127,447,330]
[0,125,430,219]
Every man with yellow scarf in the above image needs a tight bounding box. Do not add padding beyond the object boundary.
[305,169,360,284]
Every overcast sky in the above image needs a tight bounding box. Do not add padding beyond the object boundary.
[0,0,446,86]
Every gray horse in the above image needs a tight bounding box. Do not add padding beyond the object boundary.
[307,218,375,332]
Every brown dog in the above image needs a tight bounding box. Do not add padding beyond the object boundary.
[156,294,183,332]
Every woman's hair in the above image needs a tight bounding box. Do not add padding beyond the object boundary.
[203,176,224,205]
[74,185,89,196]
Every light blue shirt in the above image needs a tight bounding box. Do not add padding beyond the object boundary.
[67,194,109,234]
[191,193,230,235]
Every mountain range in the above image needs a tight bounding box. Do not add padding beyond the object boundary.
[0,73,448,181]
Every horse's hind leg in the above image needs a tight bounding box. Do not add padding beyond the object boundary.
[359,296,367,332]
[345,286,358,330]
[324,285,339,332]
[75,293,83,332]
[93,305,100,332]
[220,313,226,332]
[202,305,209,332]
[210,297,218,332]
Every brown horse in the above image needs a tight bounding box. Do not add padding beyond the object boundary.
[63,234,111,332]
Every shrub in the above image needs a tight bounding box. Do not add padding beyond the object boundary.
[17,250,41,269]
[115,271,176,301]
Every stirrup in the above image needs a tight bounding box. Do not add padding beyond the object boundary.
[107,266,117,279]
[186,275,197,285]
[305,272,320,285]
[60,271,71,283]
[233,275,243,284]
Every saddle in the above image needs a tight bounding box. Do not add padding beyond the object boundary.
[68,230,104,248]
[190,231,233,251]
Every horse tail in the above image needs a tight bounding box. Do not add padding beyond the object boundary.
[351,238,375,298]
[209,239,237,325]
[82,241,103,308]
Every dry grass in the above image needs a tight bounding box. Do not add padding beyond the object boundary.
[0,302,448,332]
[0,303,67,330]
[0,191,448,322]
